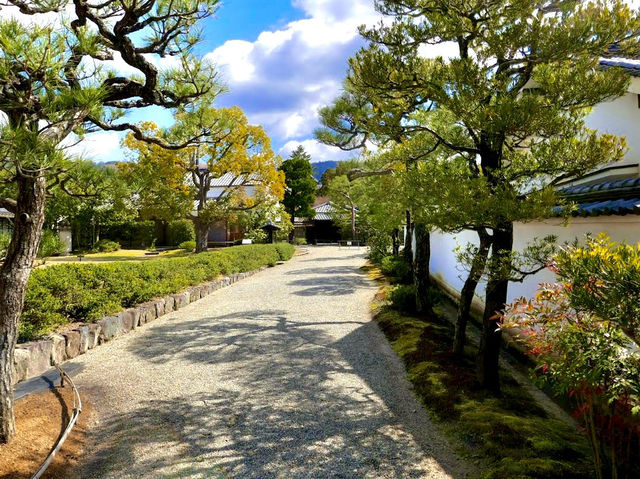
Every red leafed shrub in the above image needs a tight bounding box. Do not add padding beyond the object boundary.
[503,235,640,479]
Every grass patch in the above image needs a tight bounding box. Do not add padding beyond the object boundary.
[370,264,593,479]
[44,248,189,264]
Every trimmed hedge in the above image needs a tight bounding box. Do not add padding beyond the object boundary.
[179,240,196,252]
[20,243,295,341]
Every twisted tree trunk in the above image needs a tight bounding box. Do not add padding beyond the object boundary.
[392,228,400,256]
[477,221,513,391]
[0,173,47,443]
[403,210,413,277]
[194,220,209,253]
[453,228,492,355]
[413,222,432,313]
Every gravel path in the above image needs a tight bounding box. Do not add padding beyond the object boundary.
[67,246,473,479]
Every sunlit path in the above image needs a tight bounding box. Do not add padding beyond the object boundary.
[65,247,472,478]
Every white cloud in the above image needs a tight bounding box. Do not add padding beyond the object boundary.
[204,0,466,163]
[202,0,382,164]
[64,131,123,163]
[279,139,353,163]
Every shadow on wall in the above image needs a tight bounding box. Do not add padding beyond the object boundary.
[77,308,467,479]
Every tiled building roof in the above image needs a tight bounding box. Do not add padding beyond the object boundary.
[564,198,640,216]
[558,177,640,216]
[600,58,640,77]
[313,202,335,221]
[209,172,258,187]
[560,177,640,197]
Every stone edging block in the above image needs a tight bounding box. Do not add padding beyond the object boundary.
[13,267,270,386]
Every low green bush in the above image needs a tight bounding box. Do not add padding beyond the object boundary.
[274,242,295,261]
[20,244,294,341]
[179,240,196,252]
[91,239,121,253]
[293,237,307,246]
[366,230,393,264]
[167,220,195,246]
[380,256,410,283]
[389,284,417,312]
[38,230,65,258]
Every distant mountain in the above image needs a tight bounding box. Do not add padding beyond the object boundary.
[311,161,339,182]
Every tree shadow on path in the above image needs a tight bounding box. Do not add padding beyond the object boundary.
[78,307,470,478]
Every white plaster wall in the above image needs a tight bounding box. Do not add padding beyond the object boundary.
[431,229,485,297]
[510,216,640,300]
[585,92,640,167]
[430,216,640,306]
[58,228,73,255]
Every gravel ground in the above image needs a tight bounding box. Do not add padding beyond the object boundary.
[67,246,474,479]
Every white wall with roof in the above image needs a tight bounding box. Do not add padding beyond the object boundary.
[428,71,640,307]
[430,216,640,309]
[585,91,640,171]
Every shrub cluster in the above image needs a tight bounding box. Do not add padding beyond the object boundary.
[389,284,417,312]
[167,220,195,246]
[20,243,295,341]
[388,283,444,313]
[100,221,157,249]
[91,239,121,253]
[380,255,410,283]
[179,240,196,252]
[38,230,66,258]
[503,234,640,479]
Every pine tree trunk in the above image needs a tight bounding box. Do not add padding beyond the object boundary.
[403,210,413,276]
[413,223,431,313]
[351,204,357,242]
[392,229,400,256]
[0,173,47,443]
[194,221,209,253]
[453,228,492,355]
[476,221,513,392]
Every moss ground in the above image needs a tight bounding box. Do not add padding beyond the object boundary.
[367,264,593,479]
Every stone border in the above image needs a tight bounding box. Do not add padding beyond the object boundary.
[12,267,268,385]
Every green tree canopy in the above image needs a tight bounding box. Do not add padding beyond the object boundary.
[317,0,639,390]
[279,146,317,220]
[0,0,221,443]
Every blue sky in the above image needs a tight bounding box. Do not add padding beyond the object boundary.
[71,0,385,165]
[199,0,303,52]
[7,0,640,165]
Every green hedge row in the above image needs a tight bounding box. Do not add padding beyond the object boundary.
[20,243,295,341]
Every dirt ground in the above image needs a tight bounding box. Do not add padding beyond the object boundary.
[0,387,90,479]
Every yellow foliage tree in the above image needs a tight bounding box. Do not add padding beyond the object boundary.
[123,106,285,252]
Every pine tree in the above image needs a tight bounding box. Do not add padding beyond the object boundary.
[279,146,317,223]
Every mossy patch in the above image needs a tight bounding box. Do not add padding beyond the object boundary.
[374,305,593,479]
